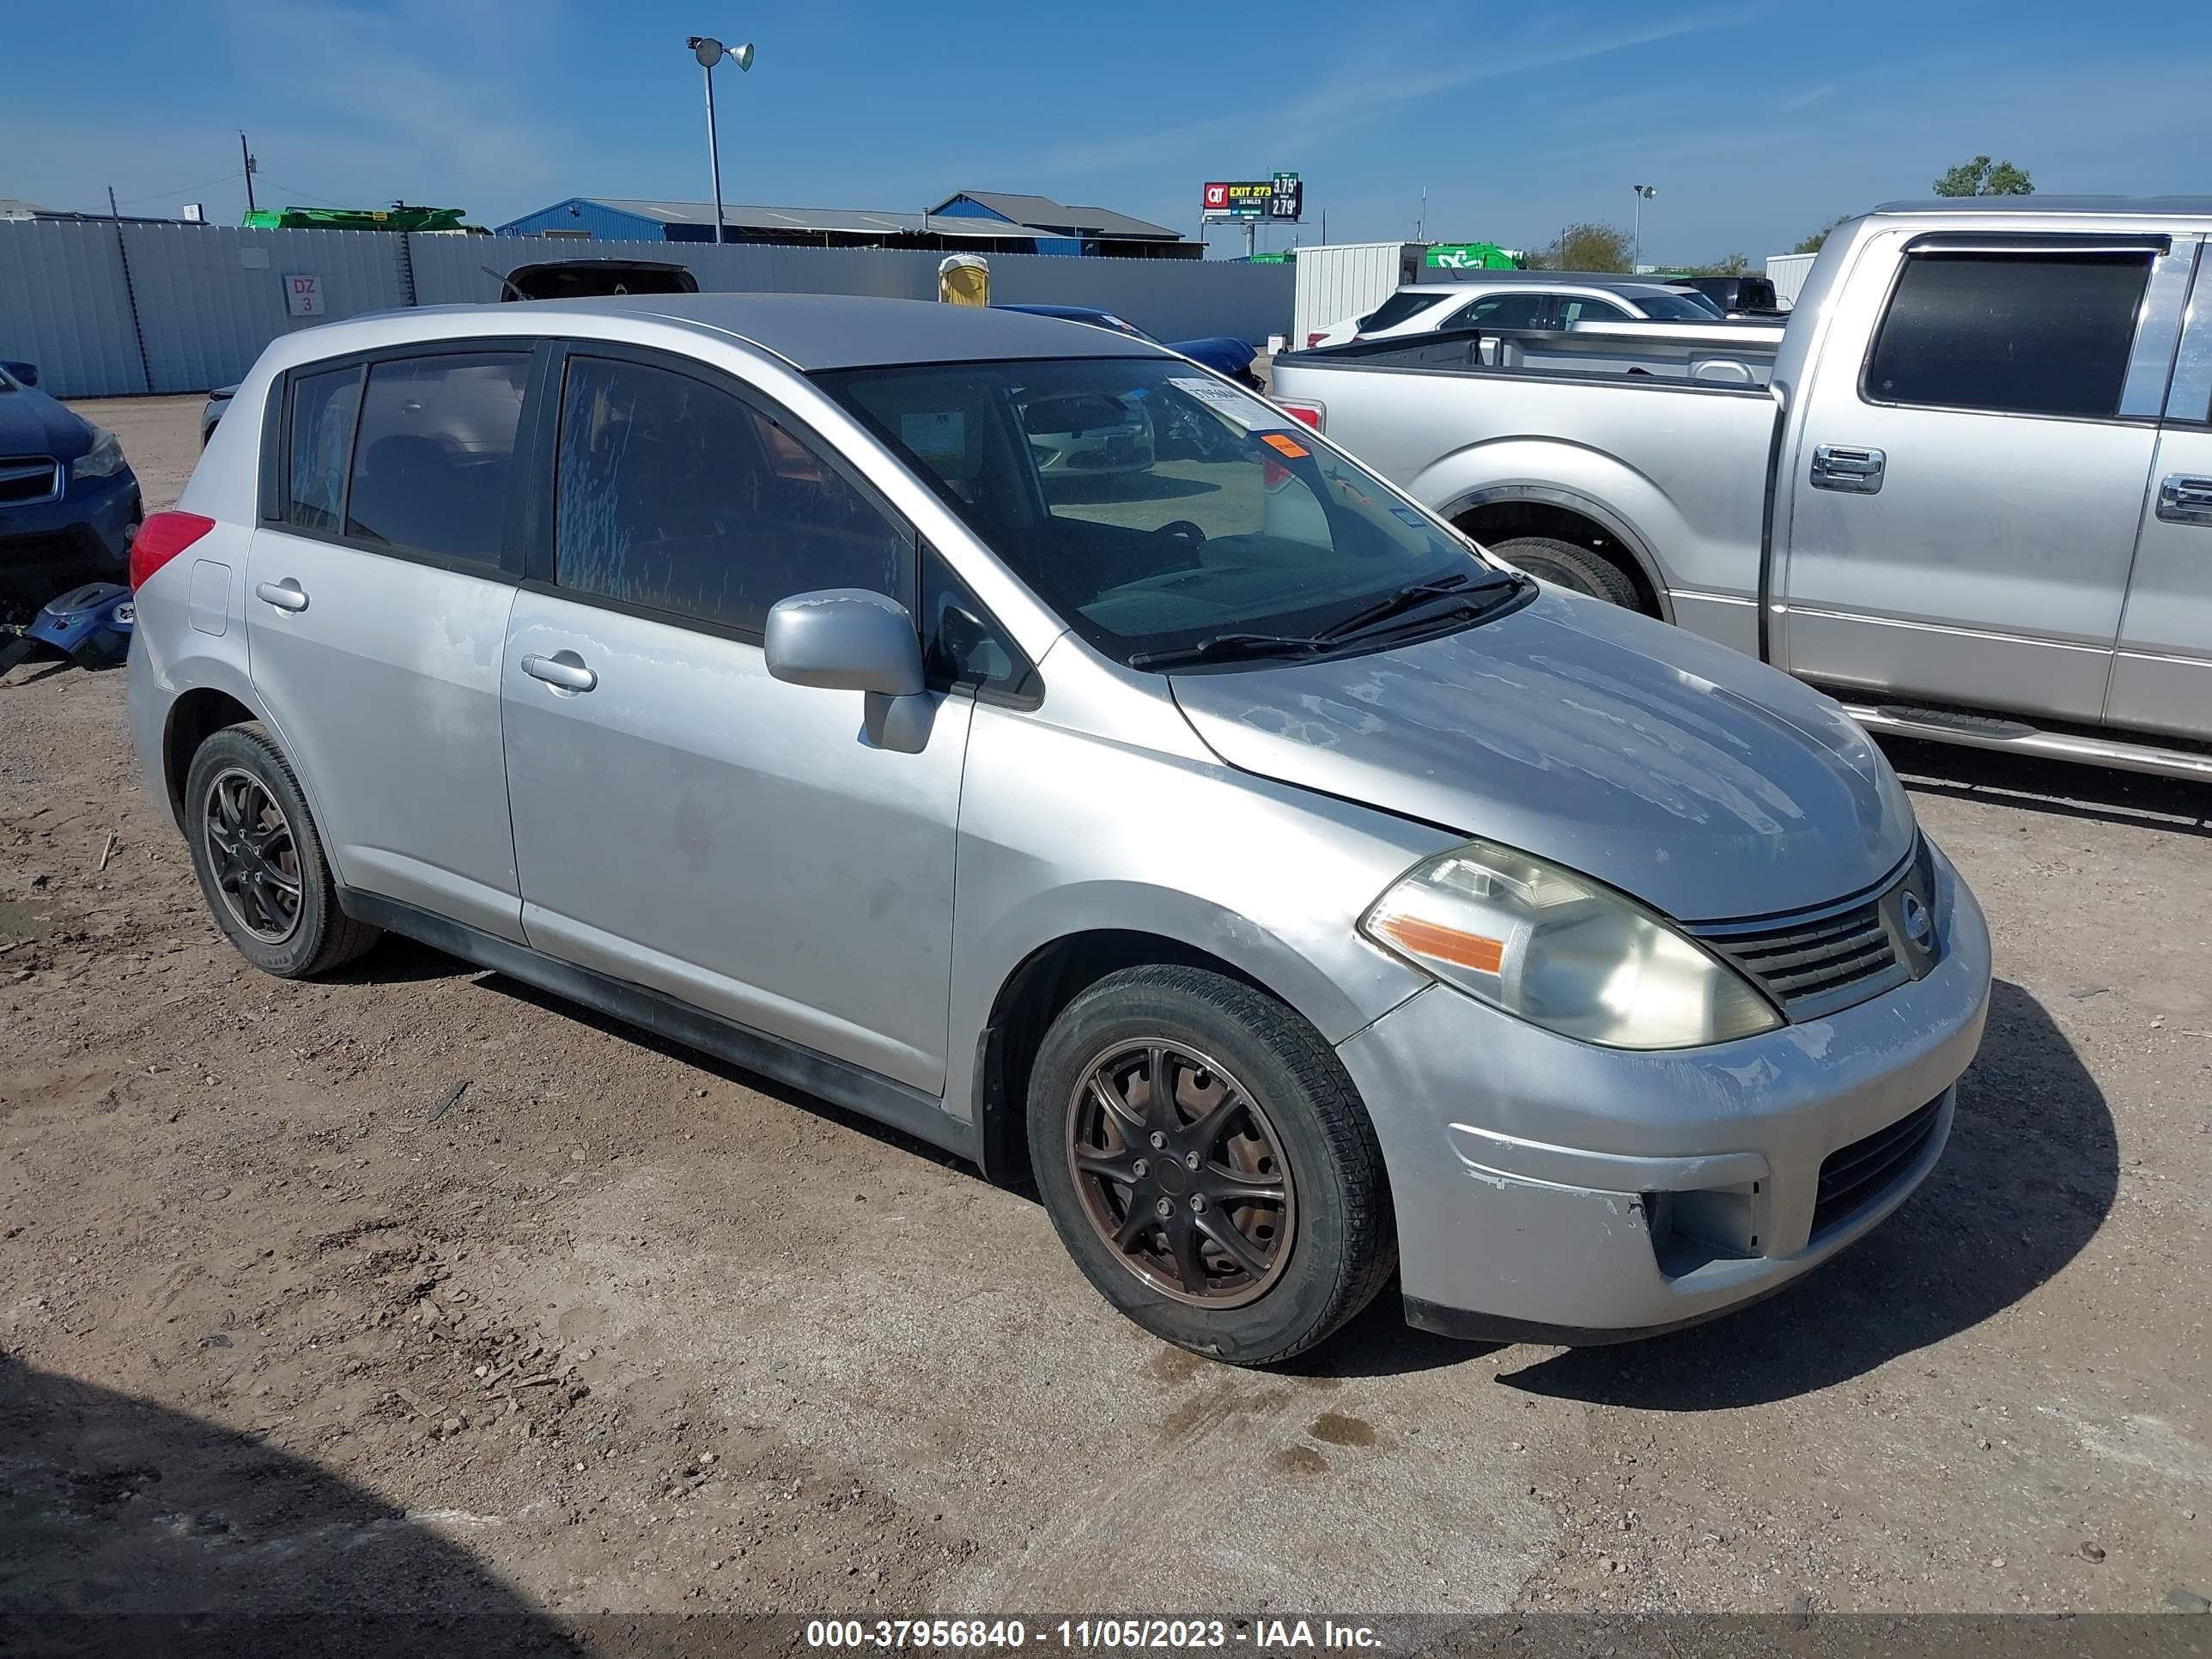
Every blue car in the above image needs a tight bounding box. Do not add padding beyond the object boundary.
[994,306,1261,387]
[0,360,142,614]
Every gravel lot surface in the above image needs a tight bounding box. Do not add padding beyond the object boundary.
[2,397,2207,1637]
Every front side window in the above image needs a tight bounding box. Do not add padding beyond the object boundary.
[822,357,1525,670]
[1629,291,1722,319]
[1864,252,2153,419]
[1449,294,1548,331]
[1559,296,1637,325]
[284,365,362,533]
[554,356,911,633]
[345,351,528,564]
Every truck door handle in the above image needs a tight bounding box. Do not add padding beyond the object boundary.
[2156,473,2212,526]
[253,578,308,612]
[520,651,596,693]
[1811,445,1886,495]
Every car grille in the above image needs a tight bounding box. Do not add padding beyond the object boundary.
[0,456,62,506]
[1689,842,1938,1023]
[1811,1094,1944,1238]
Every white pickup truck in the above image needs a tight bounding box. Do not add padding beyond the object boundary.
[1267,197,2212,781]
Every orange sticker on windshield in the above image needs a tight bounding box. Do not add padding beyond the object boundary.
[1261,432,1310,459]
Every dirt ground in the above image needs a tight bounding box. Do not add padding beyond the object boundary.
[3,398,2209,1637]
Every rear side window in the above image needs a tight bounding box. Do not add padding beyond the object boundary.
[553,356,912,634]
[1357,290,1452,332]
[344,351,529,565]
[1559,295,1637,325]
[1864,252,2153,419]
[283,366,362,533]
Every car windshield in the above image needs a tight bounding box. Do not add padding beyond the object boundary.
[1644,290,1723,319]
[820,357,1524,670]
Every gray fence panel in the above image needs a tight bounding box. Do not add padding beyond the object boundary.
[0,221,144,398]
[124,224,410,397]
[3,223,1297,398]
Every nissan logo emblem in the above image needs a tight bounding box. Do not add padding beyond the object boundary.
[1899,890,1933,949]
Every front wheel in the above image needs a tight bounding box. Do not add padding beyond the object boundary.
[1027,966,1395,1366]
[1486,535,1644,611]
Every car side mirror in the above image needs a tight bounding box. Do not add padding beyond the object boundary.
[764,589,926,698]
[2,360,39,387]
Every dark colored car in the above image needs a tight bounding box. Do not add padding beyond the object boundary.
[1671,275,1787,317]
[0,360,142,614]
[994,304,1261,386]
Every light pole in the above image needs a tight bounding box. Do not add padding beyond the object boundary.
[686,35,755,245]
[1631,183,1656,272]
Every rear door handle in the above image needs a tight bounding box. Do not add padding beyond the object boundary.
[254,578,308,613]
[2156,472,2212,526]
[1811,444,1886,495]
[520,651,597,693]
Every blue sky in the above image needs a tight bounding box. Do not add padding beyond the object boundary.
[9,0,2211,263]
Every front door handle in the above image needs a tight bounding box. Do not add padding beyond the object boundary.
[520,650,597,693]
[1811,444,1886,495]
[2156,472,2212,526]
[254,578,309,613]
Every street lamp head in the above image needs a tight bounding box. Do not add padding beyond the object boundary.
[690,35,723,67]
[730,41,754,71]
[1633,183,1657,200]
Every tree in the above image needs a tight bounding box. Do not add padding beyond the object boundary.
[1532,222,1632,273]
[1686,252,1751,276]
[1932,155,2033,197]
[1794,215,1850,253]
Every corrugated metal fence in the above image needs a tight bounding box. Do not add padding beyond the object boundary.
[0,222,1295,398]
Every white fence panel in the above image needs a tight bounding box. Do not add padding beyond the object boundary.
[1765,252,1817,307]
[0,221,145,398]
[124,224,410,397]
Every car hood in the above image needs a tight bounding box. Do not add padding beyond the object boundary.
[1166,587,1914,923]
[1169,336,1257,375]
[0,386,92,461]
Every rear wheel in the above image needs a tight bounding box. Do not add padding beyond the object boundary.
[1028,966,1395,1366]
[1488,535,1644,610]
[183,723,380,978]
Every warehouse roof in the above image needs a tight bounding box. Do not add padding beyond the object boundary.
[927,191,1180,240]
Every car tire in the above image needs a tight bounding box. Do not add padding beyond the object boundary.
[1027,965,1396,1366]
[183,722,380,979]
[1488,535,1645,611]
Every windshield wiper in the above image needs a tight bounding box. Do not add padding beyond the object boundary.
[1125,632,1336,671]
[1314,572,1506,641]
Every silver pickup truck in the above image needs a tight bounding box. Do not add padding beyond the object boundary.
[1269,197,2212,781]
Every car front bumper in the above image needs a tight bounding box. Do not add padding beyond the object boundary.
[0,469,141,610]
[1336,840,1992,1342]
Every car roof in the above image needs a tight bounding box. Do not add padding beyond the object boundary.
[1396,276,1688,298]
[261,294,1166,374]
[1871,194,2212,219]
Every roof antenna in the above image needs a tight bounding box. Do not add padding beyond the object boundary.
[480,264,529,301]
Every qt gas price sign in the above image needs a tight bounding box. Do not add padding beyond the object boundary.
[1202,173,1303,221]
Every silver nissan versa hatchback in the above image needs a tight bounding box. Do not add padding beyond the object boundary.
[128,295,1992,1364]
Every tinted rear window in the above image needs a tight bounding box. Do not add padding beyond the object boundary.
[344,353,529,566]
[1357,291,1454,332]
[1864,252,2152,419]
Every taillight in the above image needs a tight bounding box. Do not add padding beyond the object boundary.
[1279,403,1324,431]
[130,511,216,590]
[1305,331,1327,348]
[1261,458,1291,492]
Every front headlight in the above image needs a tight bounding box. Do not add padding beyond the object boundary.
[72,426,128,482]
[1361,839,1782,1050]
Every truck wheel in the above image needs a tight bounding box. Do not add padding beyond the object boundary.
[1028,965,1396,1367]
[1489,536,1644,611]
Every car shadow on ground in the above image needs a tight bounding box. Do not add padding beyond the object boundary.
[0,1354,577,1657]
[1881,735,2212,836]
[1489,978,2116,1408]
